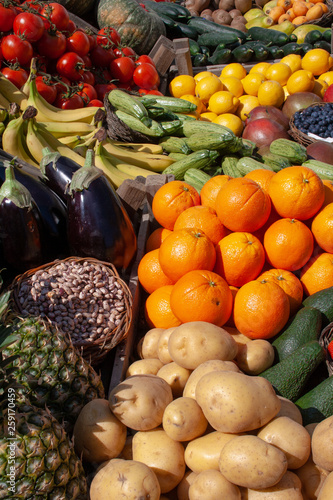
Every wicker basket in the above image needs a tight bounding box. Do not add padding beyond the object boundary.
[319,322,333,376]
[9,257,133,366]
[289,102,332,147]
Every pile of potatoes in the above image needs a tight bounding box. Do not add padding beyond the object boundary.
[184,0,253,32]
[72,321,333,500]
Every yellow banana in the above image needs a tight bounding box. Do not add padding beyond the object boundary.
[112,141,164,154]
[2,115,39,168]
[94,141,134,189]
[103,139,175,172]
[102,146,157,179]
[37,120,96,138]
[0,73,28,108]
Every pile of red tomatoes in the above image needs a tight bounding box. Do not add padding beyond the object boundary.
[0,0,162,108]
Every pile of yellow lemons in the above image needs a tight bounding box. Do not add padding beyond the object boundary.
[168,48,333,136]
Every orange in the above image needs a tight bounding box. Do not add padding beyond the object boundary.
[158,228,216,282]
[311,202,333,253]
[322,179,333,207]
[152,180,201,230]
[252,206,281,243]
[145,285,182,329]
[200,174,233,210]
[263,217,314,271]
[145,227,173,252]
[173,205,228,245]
[300,252,333,295]
[224,285,238,327]
[257,268,304,316]
[215,177,271,233]
[233,279,290,339]
[138,249,175,294]
[214,232,266,287]
[268,165,325,220]
[169,269,233,326]
[169,75,196,98]
[244,169,276,192]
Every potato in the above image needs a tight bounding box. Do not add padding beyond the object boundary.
[311,415,333,471]
[246,470,303,499]
[235,339,275,375]
[189,469,241,499]
[132,428,186,493]
[295,457,329,500]
[184,430,239,473]
[162,397,208,442]
[224,326,252,346]
[137,327,165,359]
[90,458,161,500]
[195,370,281,433]
[305,422,318,437]
[168,321,238,370]
[157,361,192,398]
[118,435,133,461]
[275,396,303,424]
[126,358,164,377]
[183,359,240,399]
[109,374,173,431]
[317,471,333,500]
[158,327,177,364]
[257,416,311,469]
[177,471,198,500]
[219,435,288,489]
[73,399,127,463]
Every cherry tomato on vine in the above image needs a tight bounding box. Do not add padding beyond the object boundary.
[90,44,115,68]
[40,2,70,31]
[136,54,156,67]
[77,82,98,104]
[36,30,67,59]
[96,27,121,48]
[66,30,90,57]
[1,34,33,67]
[35,75,57,104]
[0,4,17,32]
[113,46,137,59]
[63,19,76,37]
[13,12,45,43]
[82,70,95,86]
[86,32,97,52]
[1,66,29,89]
[56,52,85,82]
[52,74,71,95]
[110,56,135,83]
[81,55,92,69]
[21,1,43,13]
[87,98,104,107]
[133,62,160,90]
[94,82,117,101]
[54,91,84,109]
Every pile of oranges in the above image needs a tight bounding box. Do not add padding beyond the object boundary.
[266,0,328,25]
[138,168,333,341]
[168,49,333,136]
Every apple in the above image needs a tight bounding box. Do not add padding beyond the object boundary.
[323,84,333,103]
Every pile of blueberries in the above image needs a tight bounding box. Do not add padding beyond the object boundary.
[293,103,333,139]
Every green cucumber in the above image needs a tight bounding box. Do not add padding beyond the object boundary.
[187,16,248,41]
[232,45,254,63]
[175,21,199,40]
[295,376,333,425]
[271,306,323,363]
[157,13,183,39]
[242,41,270,62]
[163,149,219,180]
[192,53,209,68]
[138,95,197,114]
[266,45,284,59]
[302,286,333,326]
[188,38,201,57]
[140,0,191,21]
[282,42,303,56]
[197,31,241,49]
[247,26,291,46]
[299,42,314,55]
[323,29,331,43]
[207,47,232,65]
[313,40,332,52]
[108,88,151,126]
[304,29,323,45]
[259,340,325,402]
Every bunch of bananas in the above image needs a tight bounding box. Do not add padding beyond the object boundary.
[0,61,176,188]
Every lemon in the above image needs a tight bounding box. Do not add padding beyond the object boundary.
[265,62,292,87]
[180,94,204,114]
[318,71,333,86]
[236,95,260,121]
[220,63,247,80]
[219,76,244,98]
[283,85,290,99]
[169,74,196,98]
[301,48,333,77]
[312,78,328,98]
[195,75,223,104]
[241,72,266,96]
[249,62,272,77]
[280,54,302,74]
[286,69,315,94]
[208,91,240,115]
[200,111,218,122]
[257,80,285,108]
[213,113,244,136]
[194,71,215,83]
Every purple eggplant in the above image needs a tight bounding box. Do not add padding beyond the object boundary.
[66,149,137,270]
[0,164,45,277]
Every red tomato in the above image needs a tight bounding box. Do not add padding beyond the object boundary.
[52,74,71,94]
[36,30,66,59]
[133,62,160,90]
[40,2,70,31]
[87,98,104,107]
[54,91,84,109]
[86,32,97,52]
[66,30,90,57]
[136,54,156,67]
[77,82,98,104]
[82,70,95,86]
[94,82,117,101]
[110,56,135,83]
[13,12,44,43]
[21,1,43,13]
[94,68,112,84]
[0,4,17,32]
[147,89,163,95]
[1,34,33,67]
[90,44,115,68]
[1,66,29,89]
[63,19,76,36]
[35,75,57,104]
[56,52,85,82]
[113,46,137,59]
[96,27,121,48]
[81,54,92,69]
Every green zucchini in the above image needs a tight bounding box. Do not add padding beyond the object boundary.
[168,152,188,161]
[159,136,192,155]
[270,139,307,164]
[159,119,183,136]
[247,26,290,46]
[187,16,248,41]
[146,105,166,119]
[295,376,333,425]
[238,139,256,158]
[140,0,191,21]
[222,156,242,177]
[115,110,164,137]
[157,13,183,39]
[260,152,291,171]
[184,168,211,193]
[236,157,273,175]
[175,21,199,40]
[232,45,254,63]
[182,120,236,139]
[302,160,333,180]
[138,95,197,114]
[186,132,242,153]
[108,88,151,126]
[163,149,219,180]
[197,31,241,49]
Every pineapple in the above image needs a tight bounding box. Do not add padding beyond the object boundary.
[0,308,88,499]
